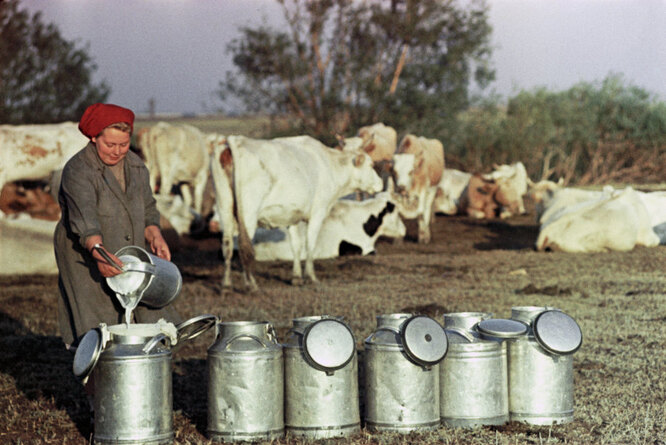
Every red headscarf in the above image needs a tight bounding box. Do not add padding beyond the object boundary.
[78,103,135,139]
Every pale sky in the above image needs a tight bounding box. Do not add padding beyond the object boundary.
[19,0,666,115]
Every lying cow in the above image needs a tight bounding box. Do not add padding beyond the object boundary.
[137,122,210,215]
[210,134,383,291]
[392,134,445,243]
[253,189,405,261]
[0,122,88,215]
[536,186,660,252]
[434,163,529,219]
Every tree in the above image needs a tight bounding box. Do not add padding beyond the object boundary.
[217,0,494,143]
[0,0,109,124]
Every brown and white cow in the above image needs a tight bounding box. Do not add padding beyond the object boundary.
[0,122,88,215]
[137,121,210,215]
[210,135,383,291]
[391,134,445,243]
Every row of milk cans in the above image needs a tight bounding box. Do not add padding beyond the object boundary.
[207,305,583,442]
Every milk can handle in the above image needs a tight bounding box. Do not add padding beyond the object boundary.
[143,333,170,354]
[122,261,157,275]
[369,326,401,341]
[224,334,268,349]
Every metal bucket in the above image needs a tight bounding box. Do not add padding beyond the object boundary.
[364,313,447,432]
[73,316,216,445]
[439,312,511,428]
[207,321,284,442]
[508,306,583,425]
[283,315,360,439]
[106,245,182,308]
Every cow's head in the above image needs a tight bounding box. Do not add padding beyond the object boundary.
[351,152,383,194]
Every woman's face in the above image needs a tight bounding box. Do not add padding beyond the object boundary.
[93,128,131,165]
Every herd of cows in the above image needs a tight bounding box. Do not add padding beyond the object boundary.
[2,121,666,284]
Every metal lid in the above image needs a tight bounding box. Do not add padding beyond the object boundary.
[533,310,583,355]
[302,318,355,372]
[176,314,218,344]
[476,318,528,339]
[72,328,103,380]
[401,315,448,366]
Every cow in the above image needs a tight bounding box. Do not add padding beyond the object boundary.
[137,121,210,215]
[536,186,660,252]
[0,122,88,215]
[434,163,530,219]
[210,134,383,291]
[391,134,445,243]
[528,179,611,224]
[636,190,666,244]
[458,174,502,219]
[0,215,58,275]
[0,182,61,221]
[483,162,529,218]
[253,188,406,261]
[433,168,473,215]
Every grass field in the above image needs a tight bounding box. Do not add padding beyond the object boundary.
[1,204,664,444]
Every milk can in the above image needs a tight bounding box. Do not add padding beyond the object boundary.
[364,313,448,432]
[283,315,360,439]
[508,306,583,425]
[207,321,284,442]
[439,312,520,428]
[73,315,216,445]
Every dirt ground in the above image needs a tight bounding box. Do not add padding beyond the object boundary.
[1,201,664,444]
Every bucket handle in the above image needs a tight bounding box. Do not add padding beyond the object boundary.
[224,334,269,349]
[122,261,157,275]
[143,333,171,354]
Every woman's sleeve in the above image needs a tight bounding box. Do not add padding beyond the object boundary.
[60,161,102,248]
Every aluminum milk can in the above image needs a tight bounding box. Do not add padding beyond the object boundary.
[283,315,360,439]
[508,306,583,425]
[439,312,516,428]
[207,321,284,442]
[73,316,216,445]
[364,313,448,432]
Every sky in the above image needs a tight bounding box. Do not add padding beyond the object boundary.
[19,0,666,115]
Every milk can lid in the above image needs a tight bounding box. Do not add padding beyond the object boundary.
[302,318,355,372]
[176,314,218,344]
[73,328,103,380]
[401,315,448,366]
[476,318,528,339]
[533,310,582,355]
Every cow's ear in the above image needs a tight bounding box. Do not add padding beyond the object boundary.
[334,134,344,150]
[354,153,366,167]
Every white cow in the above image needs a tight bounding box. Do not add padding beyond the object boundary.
[254,190,406,261]
[0,215,58,274]
[433,168,473,215]
[0,122,88,214]
[392,134,445,243]
[210,135,383,291]
[482,162,529,218]
[137,122,210,215]
[536,186,660,252]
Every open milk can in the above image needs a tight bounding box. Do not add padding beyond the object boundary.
[364,313,448,432]
[73,315,216,445]
[508,306,583,425]
[439,312,523,428]
[283,315,360,439]
[207,320,284,442]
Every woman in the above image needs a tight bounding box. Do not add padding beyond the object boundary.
[54,103,181,350]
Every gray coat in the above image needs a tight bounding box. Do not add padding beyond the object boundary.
[54,142,181,345]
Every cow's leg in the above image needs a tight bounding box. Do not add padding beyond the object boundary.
[418,188,437,244]
[179,183,194,210]
[304,215,326,283]
[192,171,208,215]
[221,230,233,288]
[287,224,304,285]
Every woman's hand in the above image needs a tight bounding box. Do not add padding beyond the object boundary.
[145,225,171,261]
[90,244,124,278]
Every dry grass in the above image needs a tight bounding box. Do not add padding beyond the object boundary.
[1,208,665,444]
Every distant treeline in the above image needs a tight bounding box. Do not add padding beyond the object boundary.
[446,75,666,185]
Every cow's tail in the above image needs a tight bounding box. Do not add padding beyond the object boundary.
[226,137,256,282]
